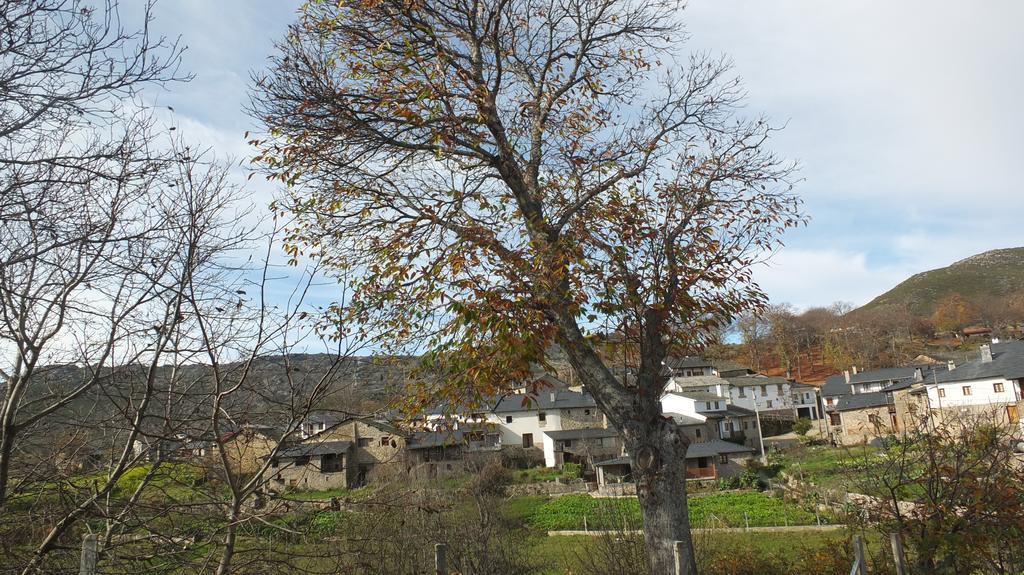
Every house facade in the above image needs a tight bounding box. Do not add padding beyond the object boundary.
[924,341,1024,428]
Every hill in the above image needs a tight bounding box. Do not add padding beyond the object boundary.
[857,247,1024,316]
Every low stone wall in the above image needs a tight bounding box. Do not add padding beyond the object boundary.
[505,480,593,497]
[596,482,636,497]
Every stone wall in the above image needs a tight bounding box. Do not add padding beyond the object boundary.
[505,481,593,497]
[838,406,895,445]
[321,419,408,479]
[268,451,354,492]
[217,430,277,475]
[558,408,605,430]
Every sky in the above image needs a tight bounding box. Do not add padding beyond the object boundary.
[130,0,1024,312]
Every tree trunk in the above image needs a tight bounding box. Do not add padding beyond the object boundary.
[0,410,16,506]
[623,417,697,575]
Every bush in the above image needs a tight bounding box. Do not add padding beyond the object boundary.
[562,462,581,479]
[793,418,813,436]
[470,458,512,496]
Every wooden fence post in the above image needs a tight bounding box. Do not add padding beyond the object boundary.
[854,535,867,575]
[673,540,685,575]
[80,534,98,575]
[434,543,447,575]
[890,532,907,575]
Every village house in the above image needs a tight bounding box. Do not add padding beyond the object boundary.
[268,440,355,491]
[540,427,622,471]
[594,439,755,495]
[660,390,762,449]
[724,374,796,419]
[790,381,821,420]
[924,340,1024,428]
[405,423,503,479]
[821,364,948,429]
[214,424,285,475]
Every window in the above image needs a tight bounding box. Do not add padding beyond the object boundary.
[538,412,547,424]
[994,382,1005,393]
[562,440,573,449]
[294,456,310,467]
[584,409,591,416]
[743,421,749,430]
[522,433,534,448]
[695,428,702,438]
[357,438,371,447]
[714,401,721,410]
[719,454,729,464]
[826,397,834,406]
[506,416,513,423]
[938,388,946,398]
[705,402,712,410]
[270,459,279,468]
[766,400,773,408]
[962,386,972,396]
[760,385,767,396]
[322,453,344,473]
[777,384,784,394]
[380,436,391,447]
[738,388,746,398]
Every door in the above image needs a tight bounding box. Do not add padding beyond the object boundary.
[1007,405,1019,423]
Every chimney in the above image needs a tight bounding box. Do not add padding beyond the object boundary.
[843,370,851,384]
[947,360,956,371]
[992,337,1001,344]
[852,366,859,375]
[980,344,993,363]
[914,367,923,382]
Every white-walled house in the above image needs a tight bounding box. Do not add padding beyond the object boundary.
[661,390,761,449]
[724,374,794,417]
[925,341,1024,426]
[486,390,604,449]
[791,382,820,419]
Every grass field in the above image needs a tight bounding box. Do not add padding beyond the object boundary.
[518,491,830,531]
[778,444,879,489]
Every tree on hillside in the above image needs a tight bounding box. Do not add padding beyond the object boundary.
[251,0,803,571]
[931,292,979,334]
[735,310,772,372]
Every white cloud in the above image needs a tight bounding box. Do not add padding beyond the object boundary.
[754,248,910,310]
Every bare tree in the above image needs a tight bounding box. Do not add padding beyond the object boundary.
[250,1,803,571]
[0,0,185,505]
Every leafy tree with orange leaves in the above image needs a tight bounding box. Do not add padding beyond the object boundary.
[931,292,979,333]
[250,0,802,571]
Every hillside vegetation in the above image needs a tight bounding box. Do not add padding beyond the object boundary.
[859,247,1024,316]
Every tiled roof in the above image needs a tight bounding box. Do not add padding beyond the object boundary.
[543,427,619,440]
[595,439,753,467]
[835,392,890,412]
[671,390,729,402]
[491,390,598,413]
[934,341,1024,383]
[724,375,791,388]
[664,356,715,370]
[664,412,707,426]
[276,440,352,458]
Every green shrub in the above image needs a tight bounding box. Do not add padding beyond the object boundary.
[793,418,813,436]
[562,462,581,479]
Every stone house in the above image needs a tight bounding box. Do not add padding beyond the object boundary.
[311,417,408,484]
[268,440,355,491]
[594,439,755,495]
[214,424,283,476]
